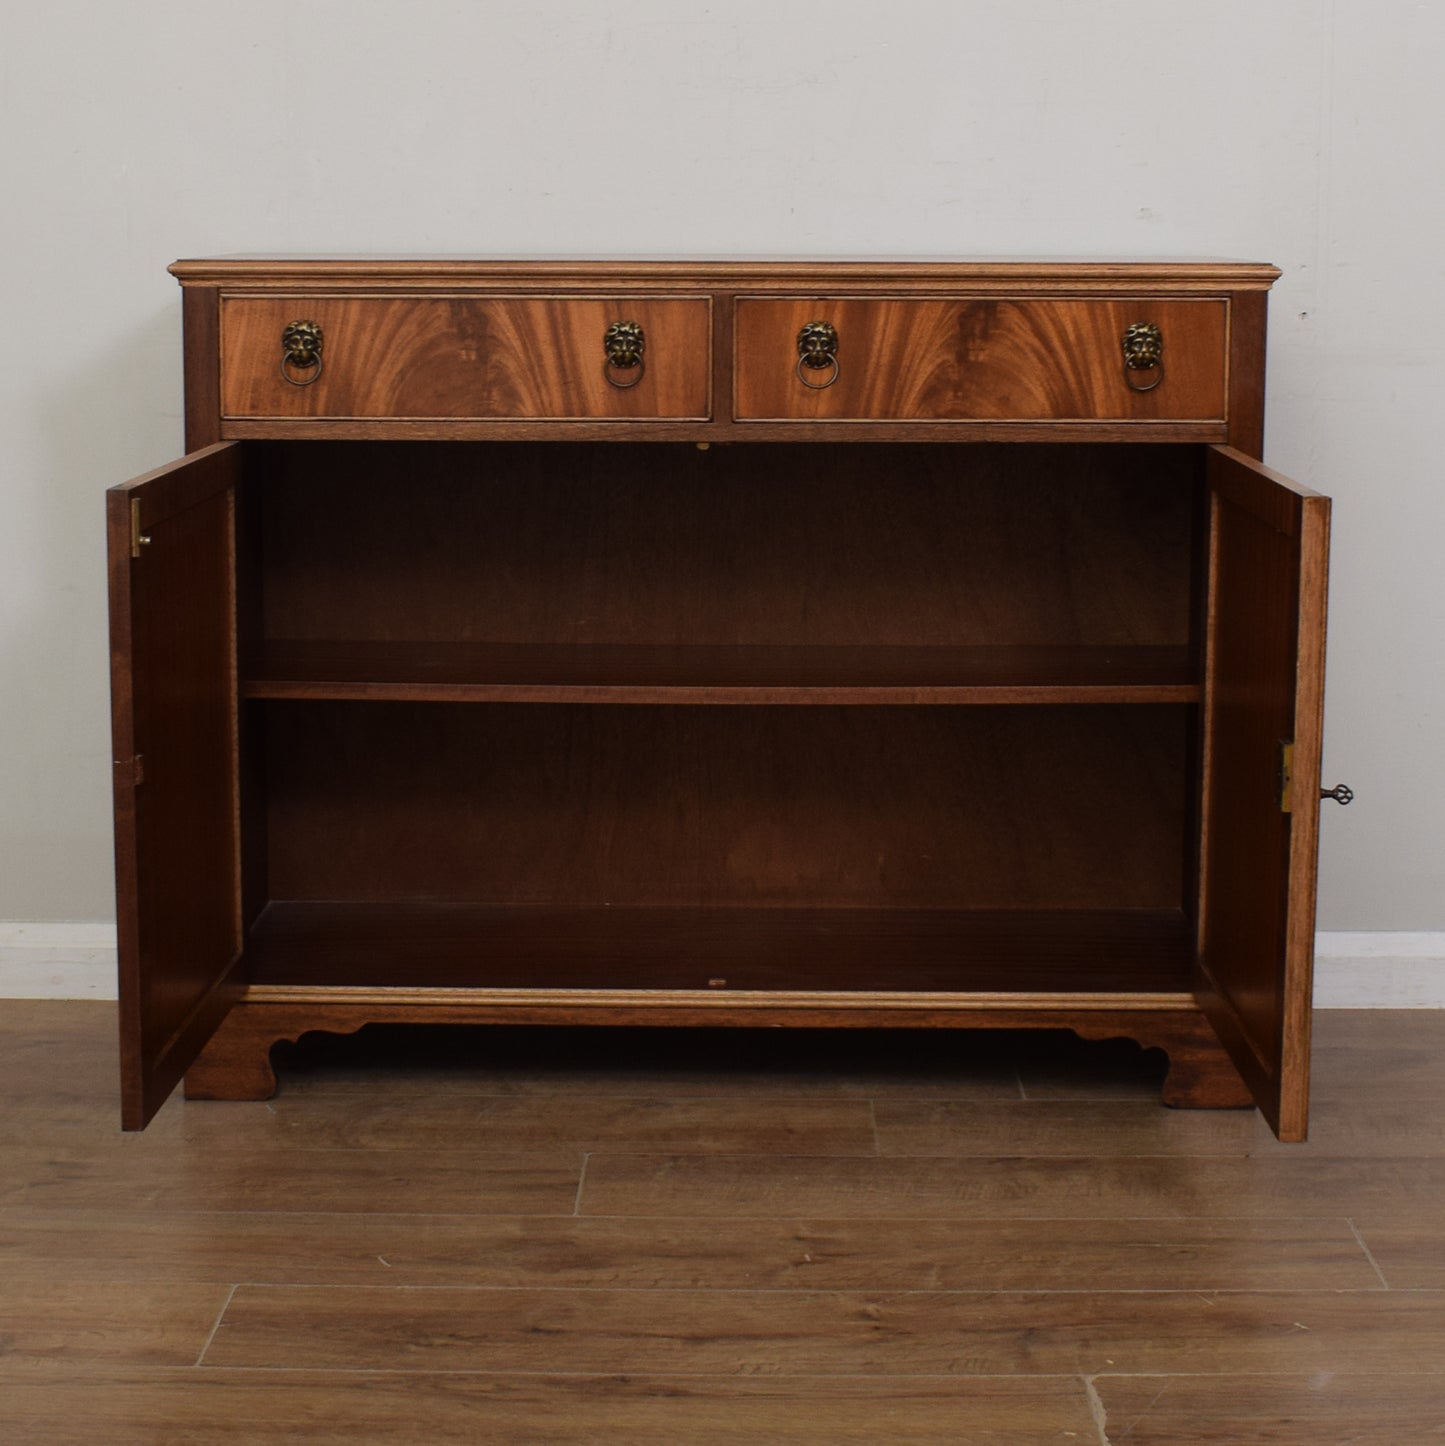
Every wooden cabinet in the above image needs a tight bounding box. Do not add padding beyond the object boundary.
[108,259,1332,1138]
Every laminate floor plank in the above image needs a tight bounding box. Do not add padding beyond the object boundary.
[132,1094,877,1155]
[0,1209,1381,1291]
[205,1284,1445,1375]
[580,1152,1445,1219]
[874,1097,1445,1157]
[0,1001,116,1102]
[0,1366,1096,1445]
[0,1144,582,1215]
[1093,1372,1445,1444]
[1348,1216,1445,1289]
[0,1092,875,1154]
[0,1280,230,1366]
[5,1002,1445,1443]
[1307,1009,1445,1103]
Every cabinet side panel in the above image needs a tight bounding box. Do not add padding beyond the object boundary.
[1225,290,1267,458]
[182,286,222,452]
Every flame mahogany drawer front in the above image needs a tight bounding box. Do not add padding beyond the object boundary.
[220,295,713,420]
[732,297,1228,421]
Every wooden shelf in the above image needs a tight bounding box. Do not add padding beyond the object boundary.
[244,902,1194,996]
[243,641,1199,705]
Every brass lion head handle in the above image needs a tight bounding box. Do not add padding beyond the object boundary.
[281,320,324,387]
[1122,321,1163,392]
[604,321,645,388]
[796,321,839,389]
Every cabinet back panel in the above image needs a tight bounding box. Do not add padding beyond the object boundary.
[253,442,1196,651]
[261,703,1186,911]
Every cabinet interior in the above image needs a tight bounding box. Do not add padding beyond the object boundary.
[236,439,1204,997]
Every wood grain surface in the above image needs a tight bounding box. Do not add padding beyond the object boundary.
[221,297,711,419]
[176,257,1282,289]
[257,703,1188,910]
[183,257,1273,441]
[0,1367,1096,1445]
[240,903,1195,993]
[3,1002,1442,1443]
[576,1152,1445,1220]
[203,1284,1445,1375]
[108,443,245,1130]
[243,639,1201,705]
[1093,1373,1445,1444]
[1198,447,1331,1141]
[250,440,1198,651]
[0,1280,233,1366]
[120,260,1322,1163]
[734,297,1227,420]
[0,1210,1381,1291]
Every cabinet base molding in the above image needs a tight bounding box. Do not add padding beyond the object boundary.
[181,998,1252,1112]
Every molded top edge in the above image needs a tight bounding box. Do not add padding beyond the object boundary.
[169,256,1283,288]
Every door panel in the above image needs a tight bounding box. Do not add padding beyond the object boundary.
[1199,445,1330,1141]
[109,441,244,1129]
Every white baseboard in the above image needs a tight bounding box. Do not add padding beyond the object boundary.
[0,923,120,999]
[1312,931,1445,1007]
[2,924,1444,1006]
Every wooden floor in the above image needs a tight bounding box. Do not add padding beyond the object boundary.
[2,1003,1443,1443]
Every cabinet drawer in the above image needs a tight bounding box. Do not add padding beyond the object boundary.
[220,296,711,420]
[733,298,1227,422]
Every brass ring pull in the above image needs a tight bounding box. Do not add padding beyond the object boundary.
[281,320,324,387]
[796,355,840,389]
[604,321,645,389]
[797,321,839,389]
[1123,321,1163,392]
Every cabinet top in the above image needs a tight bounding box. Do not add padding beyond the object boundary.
[169,257,1282,293]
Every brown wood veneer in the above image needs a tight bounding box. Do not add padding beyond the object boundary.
[734,296,1228,421]
[243,639,1201,705]
[0,1368,1097,1445]
[242,902,1196,994]
[1093,1374,1445,1445]
[204,1283,1445,1376]
[108,443,245,1131]
[221,296,711,420]
[107,259,1331,1137]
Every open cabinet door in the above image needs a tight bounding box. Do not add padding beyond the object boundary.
[1199,445,1330,1141]
[108,442,244,1129]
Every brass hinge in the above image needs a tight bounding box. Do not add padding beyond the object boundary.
[1278,741,1295,813]
[129,498,152,559]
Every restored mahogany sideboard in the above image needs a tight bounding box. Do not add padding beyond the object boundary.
[108,258,1342,1138]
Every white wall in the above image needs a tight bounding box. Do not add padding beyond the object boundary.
[0,1,1440,931]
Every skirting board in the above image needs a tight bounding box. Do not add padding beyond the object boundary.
[0,924,119,1001]
[2,923,1443,1007]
